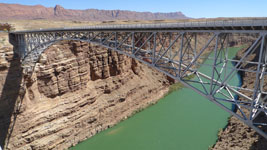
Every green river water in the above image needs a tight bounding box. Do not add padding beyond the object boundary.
[71,47,241,150]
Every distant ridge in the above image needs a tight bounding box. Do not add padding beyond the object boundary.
[0,3,189,21]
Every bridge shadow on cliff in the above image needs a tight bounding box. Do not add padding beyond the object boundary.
[250,113,267,150]
[0,48,23,149]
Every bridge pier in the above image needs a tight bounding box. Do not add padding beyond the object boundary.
[9,33,27,59]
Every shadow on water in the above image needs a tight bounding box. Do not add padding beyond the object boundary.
[0,47,24,149]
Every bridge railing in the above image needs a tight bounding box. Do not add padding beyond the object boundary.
[9,19,267,33]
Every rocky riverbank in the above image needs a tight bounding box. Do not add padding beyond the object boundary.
[0,41,171,150]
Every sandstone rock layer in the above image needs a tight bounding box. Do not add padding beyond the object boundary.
[0,41,170,150]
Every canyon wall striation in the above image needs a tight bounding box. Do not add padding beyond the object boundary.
[0,41,170,150]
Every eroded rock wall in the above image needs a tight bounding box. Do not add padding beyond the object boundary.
[0,41,170,150]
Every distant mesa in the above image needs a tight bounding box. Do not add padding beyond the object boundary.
[0,3,189,21]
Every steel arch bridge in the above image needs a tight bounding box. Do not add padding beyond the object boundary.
[8,20,267,139]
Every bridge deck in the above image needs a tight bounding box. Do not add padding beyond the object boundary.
[10,19,267,34]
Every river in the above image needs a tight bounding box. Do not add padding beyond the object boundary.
[70,47,241,150]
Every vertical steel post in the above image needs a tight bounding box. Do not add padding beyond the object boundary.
[153,32,156,64]
[115,32,118,49]
[194,33,197,58]
[210,33,220,95]
[132,32,135,54]
[169,32,172,59]
[250,34,265,120]
[178,33,185,77]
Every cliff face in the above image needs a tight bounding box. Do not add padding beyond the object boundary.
[0,41,170,149]
[0,3,188,21]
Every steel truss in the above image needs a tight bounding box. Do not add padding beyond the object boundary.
[9,29,267,139]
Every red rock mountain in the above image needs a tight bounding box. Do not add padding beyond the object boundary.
[0,3,188,21]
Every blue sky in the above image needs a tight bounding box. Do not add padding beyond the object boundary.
[1,0,266,18]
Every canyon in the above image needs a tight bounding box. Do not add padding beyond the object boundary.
[0,41,171,149]
[0,33,266,150]
[0,15,266,149]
